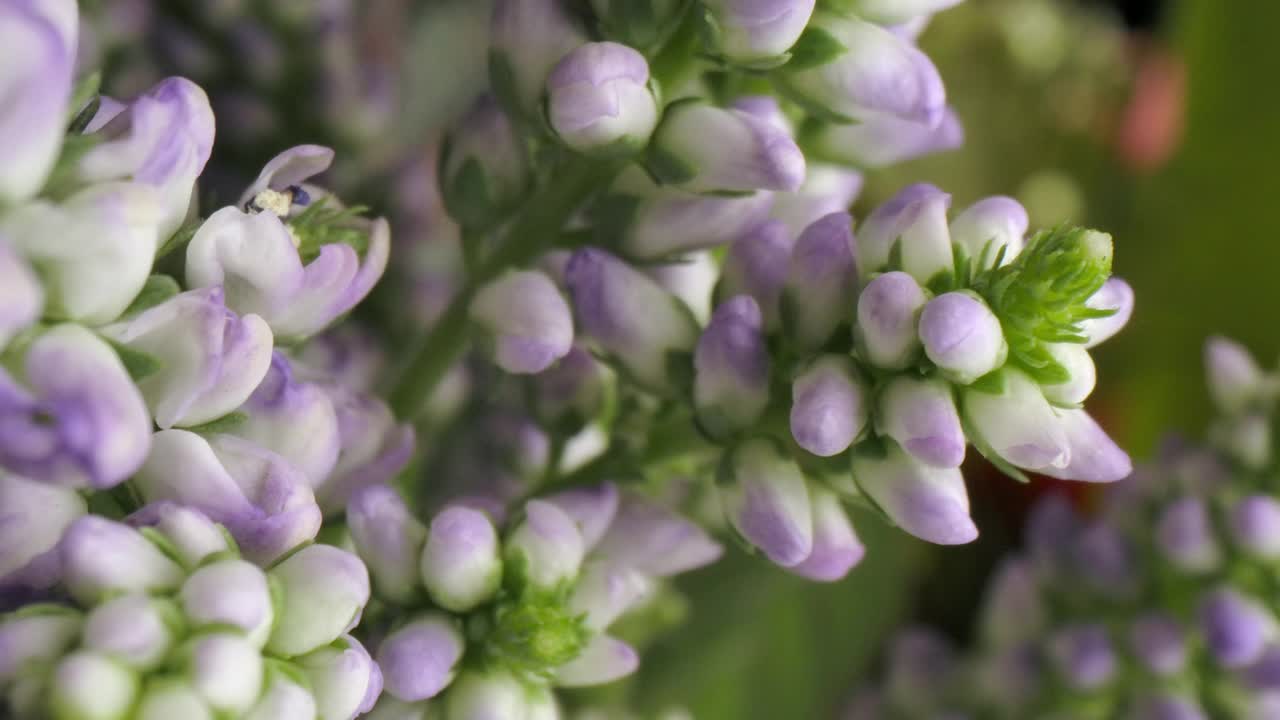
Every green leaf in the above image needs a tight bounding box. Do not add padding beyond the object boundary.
[66,72,102,127]
[122,275,181,317]
[780,26,847,71]
[288,197,372,262]
[157,220,202,260]
[185,411,249,436]
[105,339,164,381]
[644,143,698,186]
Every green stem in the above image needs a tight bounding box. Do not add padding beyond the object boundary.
[649,3,703,96]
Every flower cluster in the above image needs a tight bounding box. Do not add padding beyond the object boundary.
[0,507,378,720]
[847,338,1280,720]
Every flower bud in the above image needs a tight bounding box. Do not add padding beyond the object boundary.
[233,352,341,486]
[60,517,185,604]
[441,95,530,229]
[919,292,1007,384]
[853,442,977,545]
[858,183,953,283]
[978,558,1044,648]
[471,270,574,375]
[1,182,163,325]
[565,248,699,391]
[719,438,813,567]
[421,506,503,612]
[1129,613,1188,676]
[184,633,264,715]
[267,544,371,657]
[805,106,963,169]
[1072,521,1137,599]
[82,593,178,671]
[834,0,963,25]
[544,482,620,550]
[1039,343,1096,406]
[1048,624,1115,690]
[135,430,322,565]
[132,504,231,569]
[507,500,585,590]
[0,241,42,351]
[1200,588,1274,669]
[490,0,587,118]
[790,355,869,457]
[346,484,428,604]
[703,0,816,65]
[0,325,152,489]
[1230,495,1280,558]
[1080,277,1134,349]
[789,488,864,582]
[0,474,85,588]
[782,212,858,349]
[594,494,723,576]
[884,629,956,713]
[1035,409,1132,483]
[569,560,652,631]
[243,675,316,720]
[50,651,140,720]
[0,610,81,686]
[295,634,382,720]
[775,12,944,125]
[548,42,658,155]
[181,560,274,647]
[0,0,76,204]
[377,614,465,702]
[648,101,805,194]
[77,77,215,238]
[445,670,528,720]
[134,680,213,720]
[555,635,639,687]
[879,376,966,468]
[855,271,926,369]
[717,220,795,331]
[694,296,771,438]
[771,164,862,237]
[1155,497,1221,573]
[314,382,415,514]
[949,196,1028,269]
[962,368,1070,472]
[102,287,274,429]
[1205,336,1269,415]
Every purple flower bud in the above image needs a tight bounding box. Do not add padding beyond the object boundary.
[312,381,415,514]
[807,106,963,169]
[490,0,587,116]
[135,430,322,565]
[244,675,316,720]
[421,505,503,612]
[297,325,386,395]
[377,614,465,702]
[1035,409,1132,483]
[103,287,274,429]
[782,212,858,349]
[884,629,956,712]
[267,544,371,657]
[919,292,1007,385]
[978,558,1044,647]
[50,650,141,720]
[858,183,953,283]
[855,271,926,369]
[441,96,531,228]
[1129,613,1188,676]
[962,368,1070,472]
[347,484,428,604]
[59,516,184,603]
[78,77,215,238]
[296,634,382,720]
[776,13,945,125]
[717,220,795,331]
[720,438,814,567]
[789,489,864,581]
[0,610,81,686]
[703,0,816,64]
[836,0,963,27]
[1050,624,1115,690]
[185,633,263,714]
[650,101,805,193]
[181,560,274,647]
[83,593,178,669]
[1201,588,1275,668]
[1133,694,1207,720]
[880,376,966,468]
[548,42,658,154]
[471,270,574,375]
[232,352,341,487]
[508,500,586,589]
[444,670,528,720]
[694,296,771,438]
[0,474,85,589]
[1205,336,1269,415]
[569,560,652,631]
[0,0,76,204]
[1,182,163,325]
[790,355,869,457]
[130,504,231,569]
[565,248,699,390]
[949,196,1028,269]
[853,442,977,545]
[1245,646,1280,691]
[732,95,793,134]
[1156,496,1221,573]
[1081,277,1134,349]
[555,635,639,687]
[770,164,863,237]
[1231,495,1280,558]
[0,241,42,351]
[1072,521,1137,598]
[544,482,620,550]
[593,493,723,576]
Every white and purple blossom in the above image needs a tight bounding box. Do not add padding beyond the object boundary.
[854,271,927,369]
[420,505,503,612]
[470,270,574,375]
[0,240,43,351]
[719,437,814,567]
[790,355,868,457]
[702,0,816,65]
[694,296,771,438]
[649,101,806,194]
[857,182,953,283]
[489,0,586,118]
[853,442,977,545]
[782,211,858,350]
[376,614,465,702]
[231,352,341,487]
[918,291,1007,385]
[716,219,795,331]
[807,106,963,169]
[547,42,658,154]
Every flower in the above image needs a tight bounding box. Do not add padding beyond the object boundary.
[547,42,658,155]
[702,0,817,65]
[0,473,86,590]
[0,240,43,351]
[857,182,952,283]
[230,352,341,487]
[716,219,795,331]
[790,355,869,457]
[420,506,503,612]
[267,544,371,657]
[648,101,806,194]
[879,376,966,469]
[694,296,771,439]
[782,211,858,350]
[853,442,977,545]
[489,0,586,118]
[719,438,814,567]
[376,614,465,702]
[854,271,927,369]
[805,106,963,169]
[918,291,1007,385]
[470,270,575,375]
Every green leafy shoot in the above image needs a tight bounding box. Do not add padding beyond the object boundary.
[288,197,371,263]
